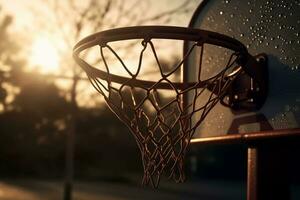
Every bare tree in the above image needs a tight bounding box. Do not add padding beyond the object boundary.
[0,10,27,112]
[29,0,198,199]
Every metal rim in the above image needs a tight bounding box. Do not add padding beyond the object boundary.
[74,26,247,53]
[73,26,248,89]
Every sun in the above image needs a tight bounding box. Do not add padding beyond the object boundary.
[30,36,60,73]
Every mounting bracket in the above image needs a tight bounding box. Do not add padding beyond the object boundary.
[220,54,268,112]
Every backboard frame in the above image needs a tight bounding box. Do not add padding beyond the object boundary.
[184,0,300,139]
[186,1,300,199]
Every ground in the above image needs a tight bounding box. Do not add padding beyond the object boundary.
[1,178,299,199]
[0,178,246,200]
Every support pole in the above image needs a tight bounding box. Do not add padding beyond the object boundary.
[247,146,290,200]
[64,116,75,200]
[63,76,78,200]
[247,147,258,200]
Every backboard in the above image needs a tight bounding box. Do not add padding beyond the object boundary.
[185,0,300,138]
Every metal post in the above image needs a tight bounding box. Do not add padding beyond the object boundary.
[247,146,290,200]
[191,129,300,200]
[247,147,257,200]
[63,76,78,200]
[64,116,75,200]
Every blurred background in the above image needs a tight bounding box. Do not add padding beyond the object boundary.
[0,0,297,200]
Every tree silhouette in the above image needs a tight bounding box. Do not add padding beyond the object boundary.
[0,11,25,112]
[0,79,70,177]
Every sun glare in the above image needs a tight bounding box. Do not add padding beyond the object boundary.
[30,37,60,73]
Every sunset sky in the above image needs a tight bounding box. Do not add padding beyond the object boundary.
[1,0,199,73]
[0,0,200,106]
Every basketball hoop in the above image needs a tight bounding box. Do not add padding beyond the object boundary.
[73,26,267,187]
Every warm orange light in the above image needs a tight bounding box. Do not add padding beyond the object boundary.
[30,36,60,73]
